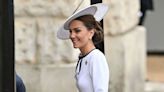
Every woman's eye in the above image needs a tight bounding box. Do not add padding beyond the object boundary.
[69,28,81,33]
[69,30,72,33]
[75,29,81,33]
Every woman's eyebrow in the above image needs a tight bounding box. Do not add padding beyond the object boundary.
[69,27,82,31]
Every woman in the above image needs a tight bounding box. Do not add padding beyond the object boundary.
[57,3,109,92]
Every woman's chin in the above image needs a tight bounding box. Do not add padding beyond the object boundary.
[73,45,79,48]
[73,46,78,48]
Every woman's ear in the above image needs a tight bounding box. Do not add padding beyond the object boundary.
[89,29,95,40]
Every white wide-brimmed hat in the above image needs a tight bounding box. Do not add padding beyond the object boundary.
[57,3,109,40]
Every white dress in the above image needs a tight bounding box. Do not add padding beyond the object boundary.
[75,49,109,92]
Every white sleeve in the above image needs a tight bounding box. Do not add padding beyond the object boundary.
[89,52,109,92]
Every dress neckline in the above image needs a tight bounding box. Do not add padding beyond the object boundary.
[78,48,96,59]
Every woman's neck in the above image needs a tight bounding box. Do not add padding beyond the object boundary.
[80,43,96,56]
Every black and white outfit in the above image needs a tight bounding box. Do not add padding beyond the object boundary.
[75,49,109,92]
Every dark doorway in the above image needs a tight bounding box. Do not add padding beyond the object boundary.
[0,0,15,91]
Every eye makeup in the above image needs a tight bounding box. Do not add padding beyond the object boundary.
[69,27,82,33]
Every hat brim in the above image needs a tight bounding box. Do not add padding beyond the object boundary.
[57,3,109,40]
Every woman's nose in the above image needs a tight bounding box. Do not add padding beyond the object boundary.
[70,32,75,38]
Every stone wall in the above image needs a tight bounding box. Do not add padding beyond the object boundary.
[15,0,89,92]
[14,0,86,64]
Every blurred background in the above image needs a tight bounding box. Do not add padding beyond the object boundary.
[12,0,164,92]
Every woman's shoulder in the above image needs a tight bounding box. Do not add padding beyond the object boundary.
[88,49,108,67]
[88,49,106,60]
[92,49,104,56]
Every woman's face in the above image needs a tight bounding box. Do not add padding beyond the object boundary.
[69,20,94,49]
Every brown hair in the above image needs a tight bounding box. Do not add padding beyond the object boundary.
[74,15,104,45]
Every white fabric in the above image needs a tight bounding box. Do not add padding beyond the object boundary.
[75,49,109,92]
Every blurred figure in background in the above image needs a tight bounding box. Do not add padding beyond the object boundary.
[138,0,154,25]
[16,74,26,92]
